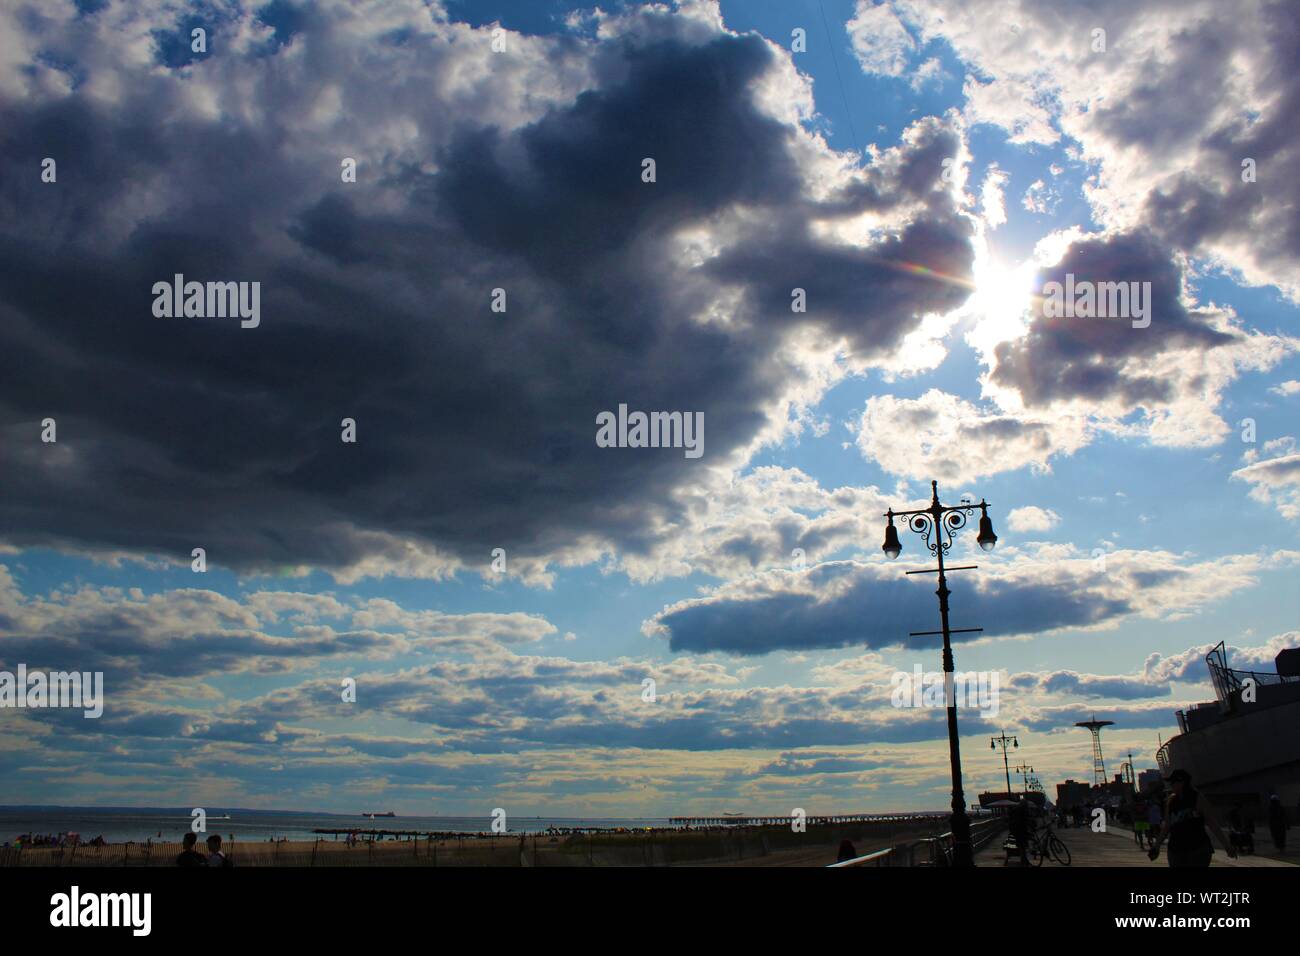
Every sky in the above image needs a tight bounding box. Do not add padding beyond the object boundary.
[0,0,1297,817]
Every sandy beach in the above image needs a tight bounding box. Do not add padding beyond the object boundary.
[3,817,956,867]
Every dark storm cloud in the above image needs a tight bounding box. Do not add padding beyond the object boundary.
[0,622,399,681]
[702,118,974,359]
[991,231,1236,408]
[755,751,889,776]
[1007,670,1170,701]
[1018,703,1186,734]
[0,5,974,579]
[650,560,1130,656]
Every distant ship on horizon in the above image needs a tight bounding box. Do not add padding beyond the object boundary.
[362,811,396,818]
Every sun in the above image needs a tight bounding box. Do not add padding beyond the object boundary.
[969,252,1037,343]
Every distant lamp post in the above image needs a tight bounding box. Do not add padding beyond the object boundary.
[882,480,998,868]
[1014,763,1035,794]
[991,731,1019,798]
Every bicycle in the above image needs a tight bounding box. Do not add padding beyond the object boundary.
[1028,823,1071,866]
[927,837,954,866]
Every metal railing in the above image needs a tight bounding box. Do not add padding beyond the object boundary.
[827,847,894,867]
[827,816,1006,867]
[1156,740,1171,772]
[1206,640,1298,707]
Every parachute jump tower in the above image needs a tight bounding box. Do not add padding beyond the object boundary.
[1075,714,1114,787]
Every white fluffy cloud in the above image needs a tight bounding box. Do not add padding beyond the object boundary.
[846,0,917,77]
[1006,506,1060,533]
[1232,450,1300,518]
[855,389,1088,482]
[857,0,1300,300]
[0,566,556,682]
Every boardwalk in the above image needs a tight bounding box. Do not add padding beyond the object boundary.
[976,825,1296,868]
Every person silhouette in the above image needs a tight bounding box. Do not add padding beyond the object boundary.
[205,833,233,867]
[1008,795,1031,865]
[1148,770,1235,866]
[176,832,206,867]
[1267,795,1288,853]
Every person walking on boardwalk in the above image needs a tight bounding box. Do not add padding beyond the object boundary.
[1267,795,1288,853]
[1148,770,1235,867]
[1145,800,1162,850]
[1009,795,1031,865]
[1132,801,1148,848]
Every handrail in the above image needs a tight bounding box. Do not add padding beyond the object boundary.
[1156,740,1172,771]
[1206,639,1298,707]
[827,847,893,867]
[827,817,1006,867]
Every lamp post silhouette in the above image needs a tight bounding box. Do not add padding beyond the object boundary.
[1014,763,1035,794]
[991,730,1018,798]
[883,479,998,868]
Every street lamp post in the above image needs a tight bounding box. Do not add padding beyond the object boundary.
[882,479,997,868]
[1014,763,1035,794]
[991,730,1018,799]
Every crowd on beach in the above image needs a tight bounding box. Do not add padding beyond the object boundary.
[7,832,107,849]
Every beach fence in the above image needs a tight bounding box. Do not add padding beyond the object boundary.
[528,814,999,866]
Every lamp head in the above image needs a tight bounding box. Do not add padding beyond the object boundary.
[976,505,998,552]
[882,514,901,560]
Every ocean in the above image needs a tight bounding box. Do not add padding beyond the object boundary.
[1,807,679,844]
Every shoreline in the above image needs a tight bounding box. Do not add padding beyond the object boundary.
[3,809,975,848]
[3,816,979,867]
